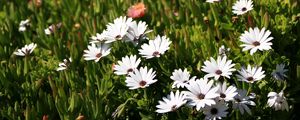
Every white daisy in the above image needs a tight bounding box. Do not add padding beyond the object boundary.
[201,56,236,80]
[240,27,273,55]
[216,82,238,102]
[206,0,220,3]
[126,21,152,45]
[156,90,187,113]
[125,66,157,89]
[19,19,30,32]
[90,32,106,44]
[267,91,289,111]
[114,55,141,75]
[104,16,133,43]
[138,35,171,59]
[232,89,256,115]
[44,23,62,35]
[232,0,253,15]
[57,58,72,71]
[13,43,37,56]
[271,64,288,80]
[83,43,111,62]
[170,68,196,88]
[184,78,219,111]
[203,101,228,120]
[237,65,265,83]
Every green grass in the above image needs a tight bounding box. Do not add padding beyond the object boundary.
[0,0,300,119]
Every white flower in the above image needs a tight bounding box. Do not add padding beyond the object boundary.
[240,27,273,55]
[57,58,72,71]
[232,89,256,115]
[184,78,219,111]
[156,90,187,113]
[44,27,52,35]
[104,16,133,43]
[267,91,289,111]
[19,19,30,32]
[13,43,37,56]
[218,45,230,57]
[139,35,171,59]
[83,43,111,62]
[203,101,228,120]
[125,21,152,45]
[170,68,195,88]
[44,23,62,35]
[236,65,265,83]
[232,0,253,15]
[206,0,220,3]
[216,82,238,102]
[125,66,157,89]
[114,55,141,75]
[90,32,106,44]
[271,64,288,80]
[201,56,236,80]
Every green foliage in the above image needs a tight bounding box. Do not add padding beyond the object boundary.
[0,0,300,119]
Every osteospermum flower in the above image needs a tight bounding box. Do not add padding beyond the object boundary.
[90,32,106,44]
[237,65,265,83]
[14,43,37,56]
[271,64,288,80]
[104,16,133,43]
[267,91,289,111]
[125,66,157,89]
[44,23,62,35]
[126,21,152,45]
[184,78,219,111]
[114,55,141,75]
[19,19,30,32]
[216,82,238,102]
[240,27,273,55]
[170,68,196,88]
[232,0,253,15]
[156,90,187,113]
[139,35,171,59]
[57,58,72,71]
[232,89,256,115]
[203,101,228,120]
[201,56,236,80]
[83,43,111,62]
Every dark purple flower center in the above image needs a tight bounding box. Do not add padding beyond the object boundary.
[96,53,102,58]
[215,70,223,75]
[152,51,160,57]
[242,7,247,11]
[252,41,260,46]
[139,80,147,87]
[210,108,218,115]
[246,77,254,81]
[198,93,205,100]
[220,93,226,98]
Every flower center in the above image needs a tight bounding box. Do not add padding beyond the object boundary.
[220,93,226,98]
[210,108,218,115]
[115,35,122,40]
[252,41,260,46]
[152,51,160,57]
[246,77,254,81]
[215,70,222,75]
[96,53,102,58]
[242,7,247,11]
[235,98,241,102]
[197,93,205,100]
[171,105,177,111]
[139,80,147,87]
[127,68,134,73]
